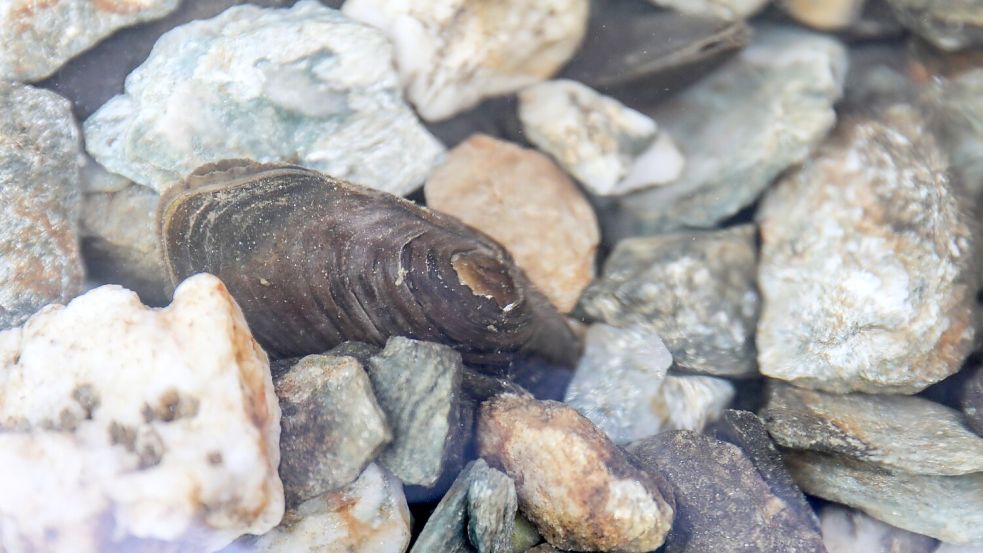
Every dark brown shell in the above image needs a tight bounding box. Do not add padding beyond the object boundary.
[157,160,578,369]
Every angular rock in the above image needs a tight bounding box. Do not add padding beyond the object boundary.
[84,1,443,195]
[80,179,169,305]
[478,394,675,552]
[821,505,939,553]
[578,225,760,377]
[518,80,684,196]
[779,0,867,31]
[274,354,392,506]
[0,274,283,551]
[922,68,983,197]
[342,0,589,121]
[646,0,769,20]
[366,337,464,488]
[757,105,977,394]
[468,465,518,553]
[885,0,983,51]
[410,460,479,553]
[786,451,983,545]
[560,1,750,108]
[763,383,983,475]
[0,0,179,82]
[608,26,847,235]
[564,323,734,443]
[424,134,600,313]
[248,463,411,553]
[0,81,84,329]
[627,431,826,553]
[964,365,983,436]
[712,410,820,532]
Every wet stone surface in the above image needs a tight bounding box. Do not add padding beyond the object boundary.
[821,504,939,553]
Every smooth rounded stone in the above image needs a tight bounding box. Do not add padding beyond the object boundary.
[712,410,821,532]
[525,546,565,553]
[512,513,543,553]
[608,26,847,236]
[83,1,443,196]
[478,394,675,553]
[645,0,769,20]
[821,505,939,553]
[785,451,983,546]
[564,323,734,443]
[922,69,983,197]
[762,383,983,475]
[779,0,867,30]
[627,431,826,553]
[757,106,978,394]
[578,225,759,377]
[964,365,983,436]
[560,0,749,108]
[468,465,518,553]
[0,274,283,551]
[885,0,983,51]
[274,354,392,507]
[0,0,179,82]
[341,0,589,122]
[0,81,84,329]
[424,134,600,313]
[366,337,464,488]
[518,80,684,197]
[247,463,411,553]
[80,179,169,305]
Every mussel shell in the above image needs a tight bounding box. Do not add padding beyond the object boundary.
[157,160,578,369]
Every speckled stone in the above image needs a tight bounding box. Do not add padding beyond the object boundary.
[757,105,977,394]
[342,0,589,121]
[0,274,283,551]
[83,1,443,196]
[578,225,760,377]
[478,394,675,552]
[628,431,825,553]
[274,354,392,506]
[763,383,983,475]
[821,505,939,553]
[0,81,84,329]
[424,134,599,313]
[0,0,180,82]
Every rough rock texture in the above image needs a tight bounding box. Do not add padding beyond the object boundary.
[0,0,180,82]
[762,383,983,475]
[786,451,983,545]
[424,134,599,313]
[757,105,978,394]
[923,69,983,197]
[578,225,760,377]
[80,177,168,305]
[712,410,821,532]
[821,505,939,553]
[518,79,684,196]
[248,463,411,553]
[84,1,443,195]
[964,365,983,436]
[366,337,464,487]
[564,323,733,443]
[885,0,983,51]
[779,0,867,30]
[478,394,675,553]
[627,432,826,553]
[411,459,517,553]
[609,26,846,235]
[645,0,769,20]
[274,354,392,507]
[341,0,589,121]
[0,274,283,551]
[0,81,84,329]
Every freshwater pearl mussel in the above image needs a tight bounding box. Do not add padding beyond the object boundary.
[157,160,578,369]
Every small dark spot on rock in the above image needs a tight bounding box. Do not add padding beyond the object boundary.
[109,421,137,453]
[71,384,100,420]
[207,451,223,465]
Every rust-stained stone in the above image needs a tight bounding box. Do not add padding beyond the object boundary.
[478,394,674,552]
[425,134,599,313]
[0,81,84,329]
